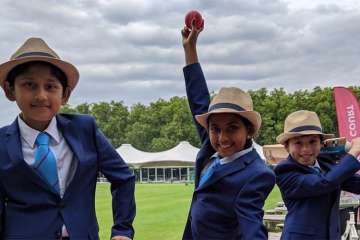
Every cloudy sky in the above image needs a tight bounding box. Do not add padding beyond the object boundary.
[0,0,359,126]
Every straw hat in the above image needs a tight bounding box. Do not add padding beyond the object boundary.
[195,87,262,135]
[0,37,79,90]
[276,110,334,144]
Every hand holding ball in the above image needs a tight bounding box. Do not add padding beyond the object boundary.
[185,10,204,29]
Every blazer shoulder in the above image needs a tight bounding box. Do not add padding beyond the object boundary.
[57,113,96,125]
[274,158,299,175]
[245,156,276,189]
[56,114,98,138]
[244,151,275,178]
[0,118,17,136]
[58,113,95,121]
[0,125,9,135]
[255,158,276,178]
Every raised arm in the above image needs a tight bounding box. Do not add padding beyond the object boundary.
[340,137,360,193]
[182,22,210,143]
[275,155,360,200]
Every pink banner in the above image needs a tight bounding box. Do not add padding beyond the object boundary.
[333,87,360,141]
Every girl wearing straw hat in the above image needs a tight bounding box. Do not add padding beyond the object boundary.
[180,21,275,240]
[274,110,360,240]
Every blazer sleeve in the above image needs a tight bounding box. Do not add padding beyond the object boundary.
[92,119,136,239]
[183,63,210,144]
[275,154,360,200]
[235,170,275,240]
[341,174,360,194]
[0,182,4,237]
[182,214,194,240]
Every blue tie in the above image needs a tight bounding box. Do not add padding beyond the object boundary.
[199,157,221,187]
[33,132,60,193]
[313,166,321,174]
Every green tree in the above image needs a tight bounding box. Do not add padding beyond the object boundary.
[91,101,129,147]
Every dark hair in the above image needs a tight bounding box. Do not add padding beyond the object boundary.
[6,61,68,91]
[236,115,255,148]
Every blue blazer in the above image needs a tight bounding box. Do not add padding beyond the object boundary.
[0,114,135,240]
[275,153,360,240]
[182,63,275,240]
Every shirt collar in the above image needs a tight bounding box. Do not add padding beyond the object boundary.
[212,145,254,165]
[309,159,321,169]
[17,116,60,148]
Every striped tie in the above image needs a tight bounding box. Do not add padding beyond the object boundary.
[199,157,221,187]
[34,132,60,193]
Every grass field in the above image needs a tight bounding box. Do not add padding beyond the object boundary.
[95,183,281,240]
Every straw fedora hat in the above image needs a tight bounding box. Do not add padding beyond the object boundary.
[195,87,262,135]
[0,37,79,90]
[276,110,334,144]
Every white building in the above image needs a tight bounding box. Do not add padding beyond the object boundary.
[115,141,265,183]
[117,141,198,182]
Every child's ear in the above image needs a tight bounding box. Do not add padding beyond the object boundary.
[61,87,71,105]
[3,81,16,101]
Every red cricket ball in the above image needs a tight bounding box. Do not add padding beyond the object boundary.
[185,10,204,29]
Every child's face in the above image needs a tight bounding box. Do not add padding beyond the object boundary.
[208,113,249,157]
[8,63,69,131]
[285,135,322,166]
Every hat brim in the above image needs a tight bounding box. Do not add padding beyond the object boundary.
[195,108,262,135]
[0,56,79,90]
[276,130,334,145]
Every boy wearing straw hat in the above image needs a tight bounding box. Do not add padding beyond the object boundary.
[180,21,275,240]
[274,110,360,240]
[0,38,135,240]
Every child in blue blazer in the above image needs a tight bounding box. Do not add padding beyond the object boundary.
[274,110,360,240]
[180,22,275,240]
[0,38,135,240]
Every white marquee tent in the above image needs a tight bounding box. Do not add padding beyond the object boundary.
[117,141,198,182]
[117,141,199,168]
[116,141,265,183]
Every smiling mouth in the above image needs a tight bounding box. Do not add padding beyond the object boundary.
[31,105,50,108]
[219,144,233,150]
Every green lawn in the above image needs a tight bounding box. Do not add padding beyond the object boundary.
[95,183,281,240]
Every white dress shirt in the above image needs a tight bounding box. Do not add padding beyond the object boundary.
[17,116,77,236]
[201,145,254,176]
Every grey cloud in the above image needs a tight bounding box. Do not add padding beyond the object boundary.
[1,0,360,126]
[199,0,287,16]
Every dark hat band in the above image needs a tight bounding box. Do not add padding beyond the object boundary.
[289,125,322,133]
[209,103,245,112]
[15,52,56,59]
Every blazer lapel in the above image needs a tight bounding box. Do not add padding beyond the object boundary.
[5,119,58,194]
[56,115,84,164]
[194,141,215,188]
[195,149,258,191]
[56,115,83,197]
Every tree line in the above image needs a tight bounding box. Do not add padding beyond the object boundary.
[61,86,360,151]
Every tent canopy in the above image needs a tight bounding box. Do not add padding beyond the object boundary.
[117,141,199,167]
[117,141,265,167]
